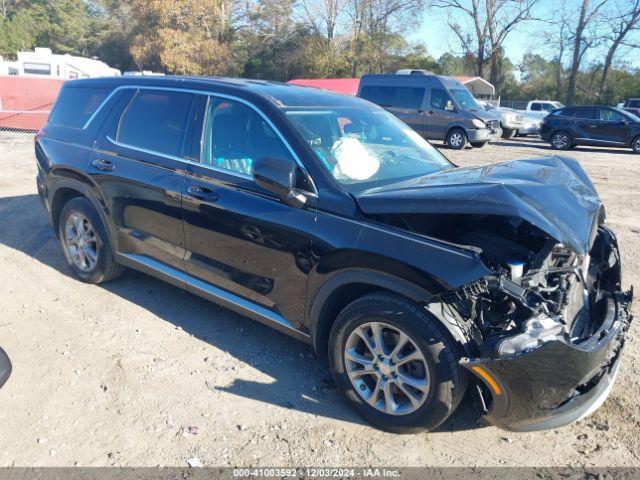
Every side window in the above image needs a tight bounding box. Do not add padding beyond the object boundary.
[202,98,295,179]
[360,86,424,109]
[574,108,597,120]
[49,86,110,128]
[599,109,624,122]
[560,108,575,117]
[360,86,393,107]
[530,103,542,111]
[430,89,451,110]
[116,90,194,157]
[392,87,425,109]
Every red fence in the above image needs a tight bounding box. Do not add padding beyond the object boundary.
[0,76,64,132]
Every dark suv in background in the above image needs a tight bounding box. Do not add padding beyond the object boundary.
[36,76,631,433]
[541,105,640,153]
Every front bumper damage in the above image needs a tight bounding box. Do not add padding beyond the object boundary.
[462,289,632,431]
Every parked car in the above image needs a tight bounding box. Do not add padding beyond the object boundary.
[521,100,564,119]
[515,112,542,137]
[621,98,640,116]
[37,77,632,433]
[0,347,11,389]
[540,105,640,153]
[357,72,502,150]
[480,102,523,139]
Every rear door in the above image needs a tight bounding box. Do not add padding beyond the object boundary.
[92,87,197,271]
[359,85,427,136]
[572,107,599,142]
[181,95,317,328]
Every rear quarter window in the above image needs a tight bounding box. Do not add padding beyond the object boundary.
[49,86,110,128]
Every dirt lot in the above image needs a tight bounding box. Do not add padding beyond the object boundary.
[0,132,638,467]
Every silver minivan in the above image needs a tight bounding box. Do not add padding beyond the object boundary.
[358,72,502,149]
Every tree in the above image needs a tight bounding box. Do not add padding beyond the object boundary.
[598,0,640,99]
[128,0,247,75]
[432,0,539,94]
[566,0,610,105]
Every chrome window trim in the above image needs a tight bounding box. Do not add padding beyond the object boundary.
[85,84,318,197]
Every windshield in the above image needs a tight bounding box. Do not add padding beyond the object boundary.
[283,105,452,191]
[449,88,480,110]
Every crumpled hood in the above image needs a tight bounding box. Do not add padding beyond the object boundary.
[355,156,603,255]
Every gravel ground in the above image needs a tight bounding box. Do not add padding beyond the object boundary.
[0,132,638,467]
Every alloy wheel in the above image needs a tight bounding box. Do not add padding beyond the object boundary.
[551,132,569,149]
[344,322,430,415]
[633,137,640,153]
[63,212,99,272]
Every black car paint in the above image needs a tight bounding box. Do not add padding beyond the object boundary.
[36,76,632,431]
[0,347,10,389]
[355,156,602,256]
[540,106,640,149]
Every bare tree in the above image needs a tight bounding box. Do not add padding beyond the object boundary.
[598,0,640,99]
[298,0,350,42]
[541,1,571,100]
[566,0,609,105]
[432,0,539,93]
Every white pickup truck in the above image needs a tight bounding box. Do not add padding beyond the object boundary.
[522,100,564,119]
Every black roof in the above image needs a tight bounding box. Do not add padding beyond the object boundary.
[65,75,367,109]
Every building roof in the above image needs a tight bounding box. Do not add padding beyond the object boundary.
[287,78,360,95]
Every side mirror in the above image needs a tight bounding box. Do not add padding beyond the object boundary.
[0,347,11,389]
[253,156,307,208]
[445,100,454,112]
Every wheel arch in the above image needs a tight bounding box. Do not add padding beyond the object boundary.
[49,176,114,243]
[309,270,472,356]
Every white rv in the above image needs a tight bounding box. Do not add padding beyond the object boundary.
[0,48,120,79]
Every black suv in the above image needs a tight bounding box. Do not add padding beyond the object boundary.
[36,77,632,433]
[541,105,640,153]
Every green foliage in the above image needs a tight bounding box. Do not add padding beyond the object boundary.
[0,0,637,105]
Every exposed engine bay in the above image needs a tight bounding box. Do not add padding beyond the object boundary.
[367,212,624,357]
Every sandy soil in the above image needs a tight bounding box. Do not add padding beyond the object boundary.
[0,132,638,467]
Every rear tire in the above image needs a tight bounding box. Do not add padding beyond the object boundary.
[58,197,124,284]
[632,135,640,154]
[550,130,573,150]
[445,128,468,150]
[470,141,488,148]
[328,292,467,433]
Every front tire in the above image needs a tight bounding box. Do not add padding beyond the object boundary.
[445,128,468,150]
[58,197,124,284]
[328,292,466,433]
[502,128,516,139]
[550,130,573,150]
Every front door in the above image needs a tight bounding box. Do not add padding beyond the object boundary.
[596,108,631,145]
[91,88,197,271]
[182,95,317,328]
[424,88,455,140]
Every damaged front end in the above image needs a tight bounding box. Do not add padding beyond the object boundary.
[439,225,633,431]
[355,156,633,431]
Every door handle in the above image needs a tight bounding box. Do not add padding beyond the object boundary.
[187,185,219,202]
[91,158,115,172]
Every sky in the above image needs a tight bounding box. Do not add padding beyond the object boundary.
[410,1,640,70]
